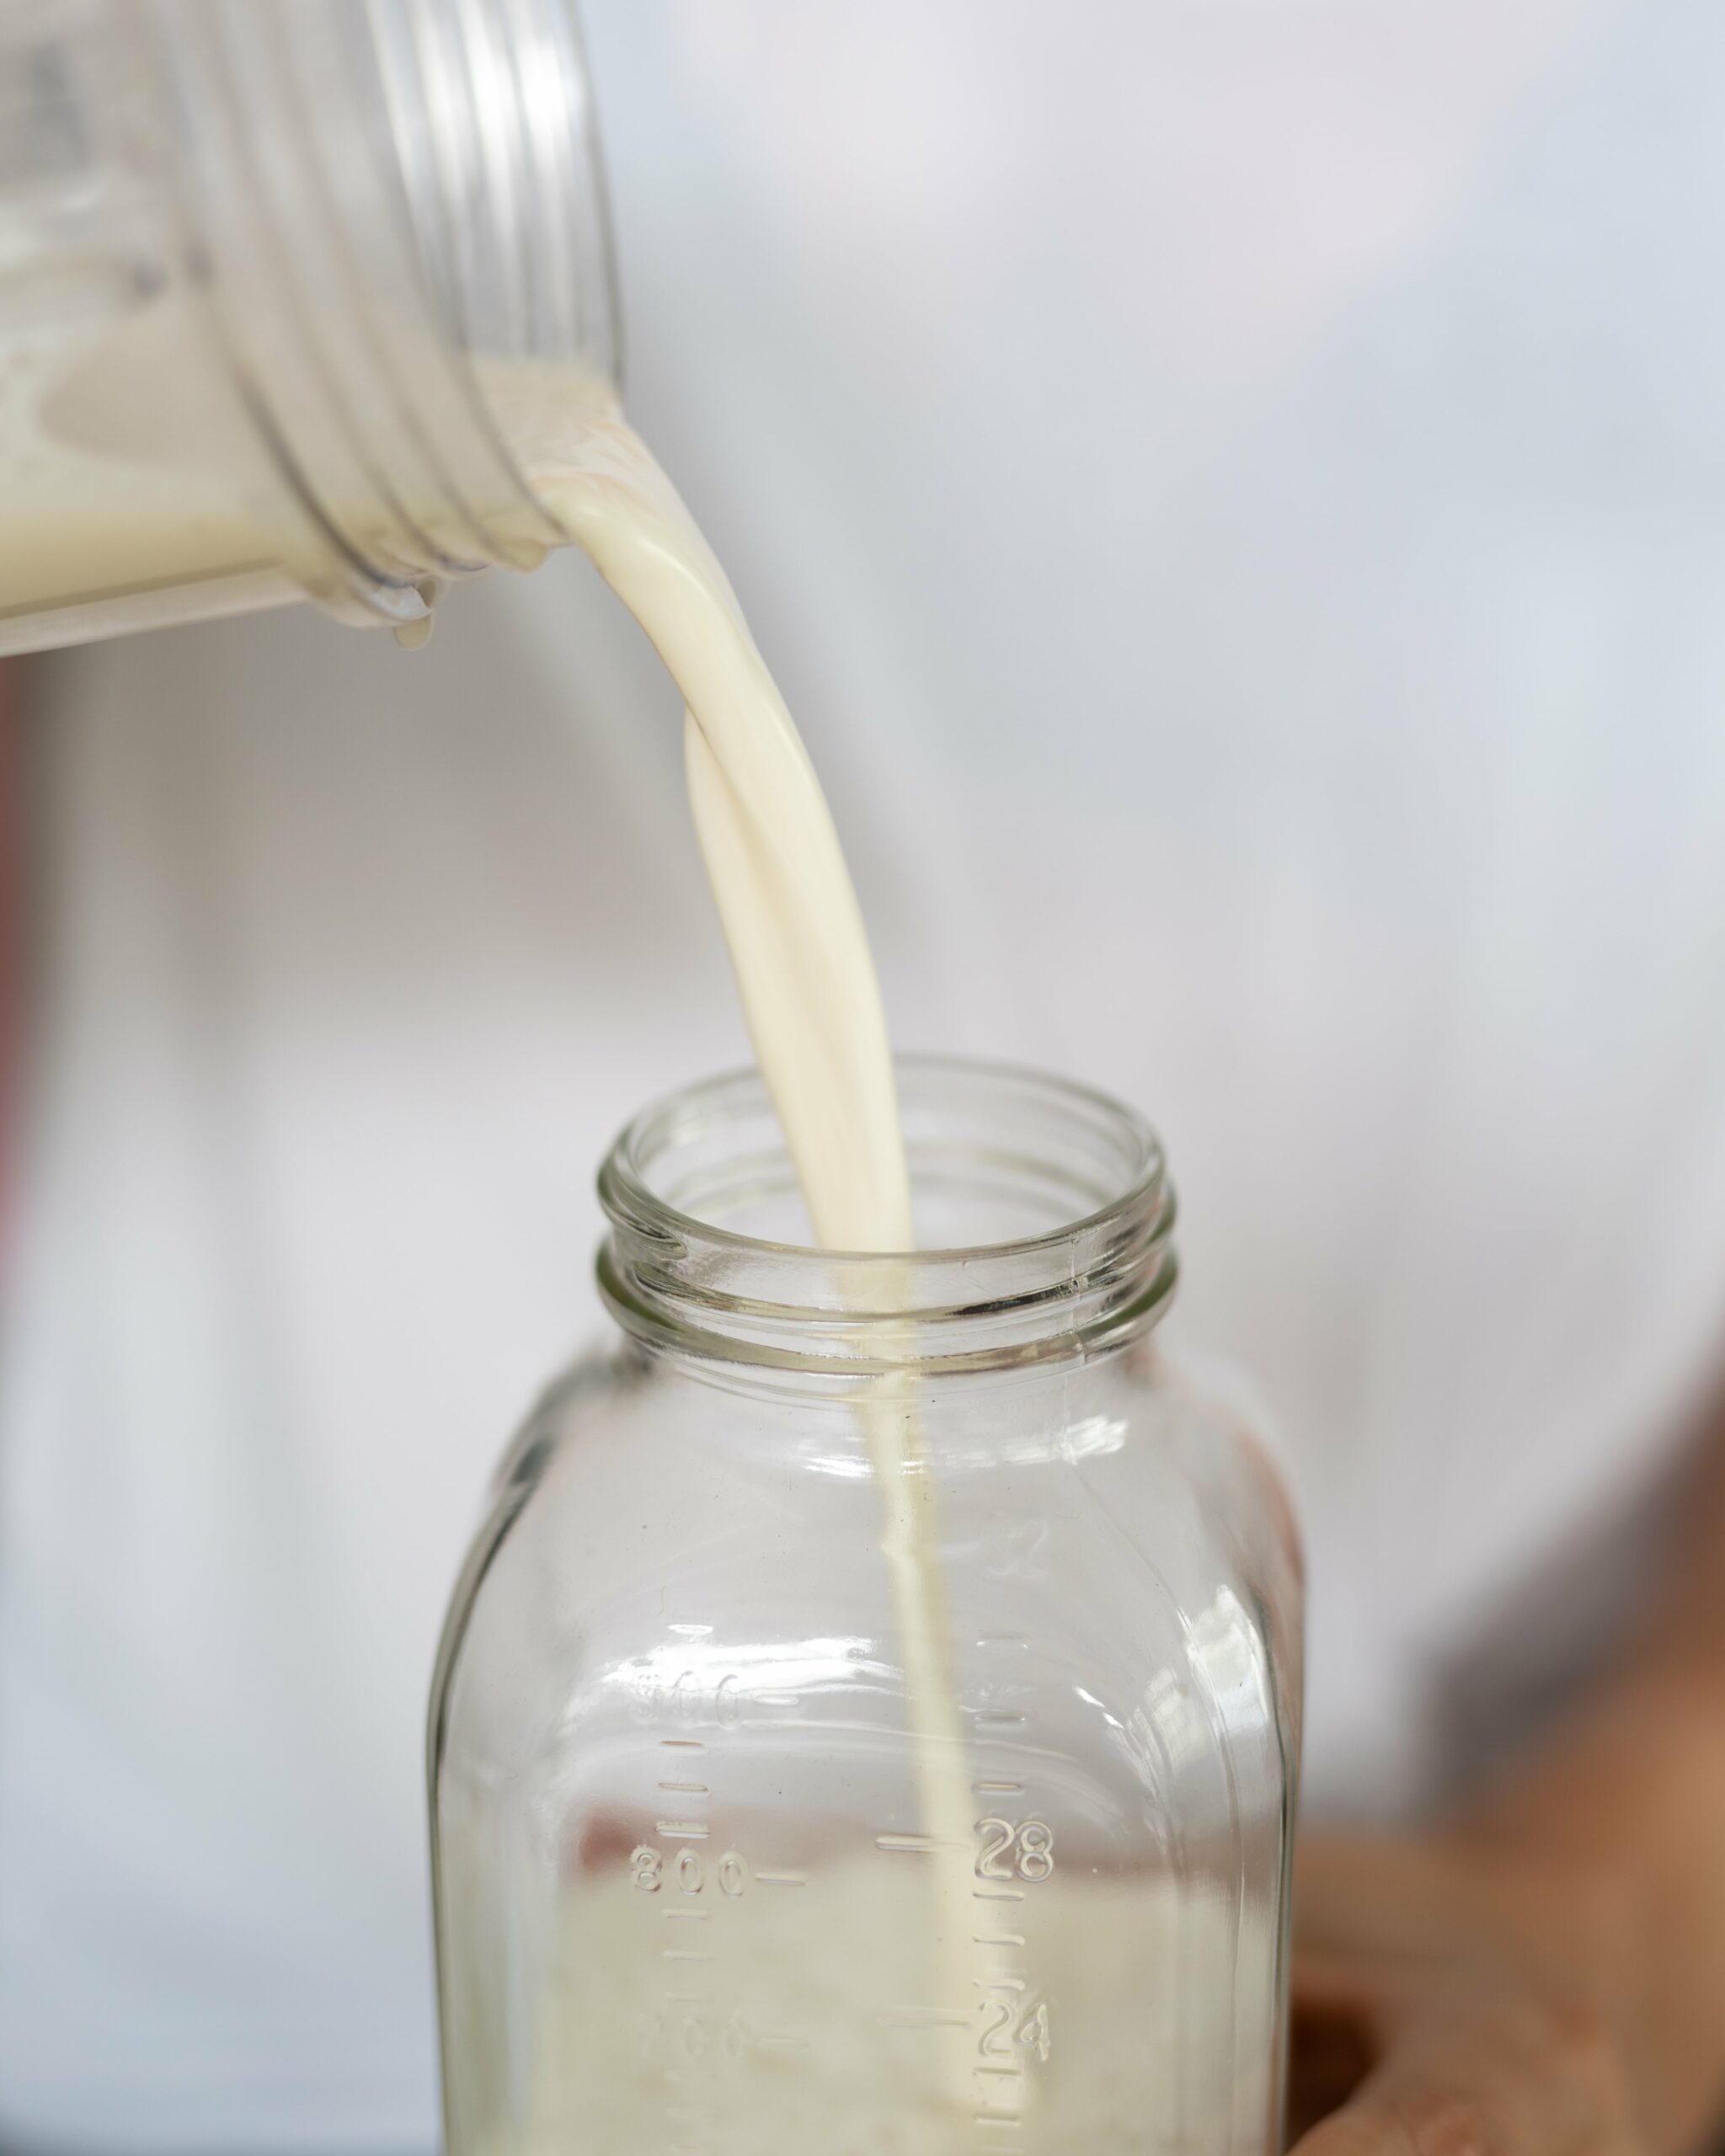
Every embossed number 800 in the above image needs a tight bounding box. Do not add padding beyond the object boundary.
[631,1844,750,1897]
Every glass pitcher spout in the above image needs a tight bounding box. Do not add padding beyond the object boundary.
[0,0,617,654]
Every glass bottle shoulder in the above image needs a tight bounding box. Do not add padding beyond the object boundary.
[435,1339,1301,1826]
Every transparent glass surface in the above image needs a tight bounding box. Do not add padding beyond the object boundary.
[0,0,616,652]
[431,1060,1304,2156]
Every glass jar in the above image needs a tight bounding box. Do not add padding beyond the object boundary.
[430,1059,1304,2156]
[0,0,616,654]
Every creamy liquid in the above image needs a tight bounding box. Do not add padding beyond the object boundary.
[505,1860,1274,2156]
[526,388,982,2095]
[24,326,993,2126]
[0,311,282,616]
[529,398,911,1253]
[2,304,523,632]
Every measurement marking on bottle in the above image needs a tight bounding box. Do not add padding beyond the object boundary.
[975,1636,1031,1651]
[975,2116,1024,2130]
[658,1780,709,1795]
[660,1737,706,1750]
[976,2063,1026,2079]
[756,2031,809,2051]
[656,1821,710,1839]
[753,1870,806,1887]
[668,1623,713,1638]
[663,1992,710,2004]
[973,1887,1026,1902]
[975,1976,1027,1991]
[752,1692,804,1709]
[662,1950,713,1963]
[973,1780,1023,1796]
[662,1908,708,1922]
[971,1712,1028,1731]
[875,2007,972,2029]
[875,1832,963,1855]
[975,1817,1056,1883]
[972,1934,1025,1949]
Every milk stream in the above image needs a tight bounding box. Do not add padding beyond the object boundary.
[531,398,982,2100]
[17,328,991,2118]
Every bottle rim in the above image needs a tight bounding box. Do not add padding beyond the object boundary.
[597,1056,1179,1375]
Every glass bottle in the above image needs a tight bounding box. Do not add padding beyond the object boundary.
[0,0,616,654]
[430,1057,1304,2156]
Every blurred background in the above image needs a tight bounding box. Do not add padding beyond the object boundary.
[4,0,1725,2148]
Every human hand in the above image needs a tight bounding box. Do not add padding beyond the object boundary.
[1287,1833,1642,2156]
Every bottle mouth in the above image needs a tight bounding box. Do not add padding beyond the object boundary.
[597,1057,1178,1374]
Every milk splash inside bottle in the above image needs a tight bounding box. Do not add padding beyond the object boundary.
[529,384,980,2096]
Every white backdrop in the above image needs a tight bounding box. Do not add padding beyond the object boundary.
[5,1,1725,2145]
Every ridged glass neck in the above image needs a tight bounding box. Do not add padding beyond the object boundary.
[596,1059,1178,1377]
[136,0,617,628]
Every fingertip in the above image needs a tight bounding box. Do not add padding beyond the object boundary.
[1294,2081,1515,2156]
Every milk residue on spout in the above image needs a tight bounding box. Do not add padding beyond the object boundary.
[520,376,980,2098]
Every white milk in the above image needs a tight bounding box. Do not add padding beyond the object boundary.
[522,382,983,2101]
[524,392,912,1255]
[0,313,277,616]
[506,1861,1274,2156]
[22,327,1003,2130]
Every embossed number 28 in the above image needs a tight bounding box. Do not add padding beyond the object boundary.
[975,1817,1055,1881]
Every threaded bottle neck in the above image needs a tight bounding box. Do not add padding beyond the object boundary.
[598,1059,1179,1380]
[140,0,617,631]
